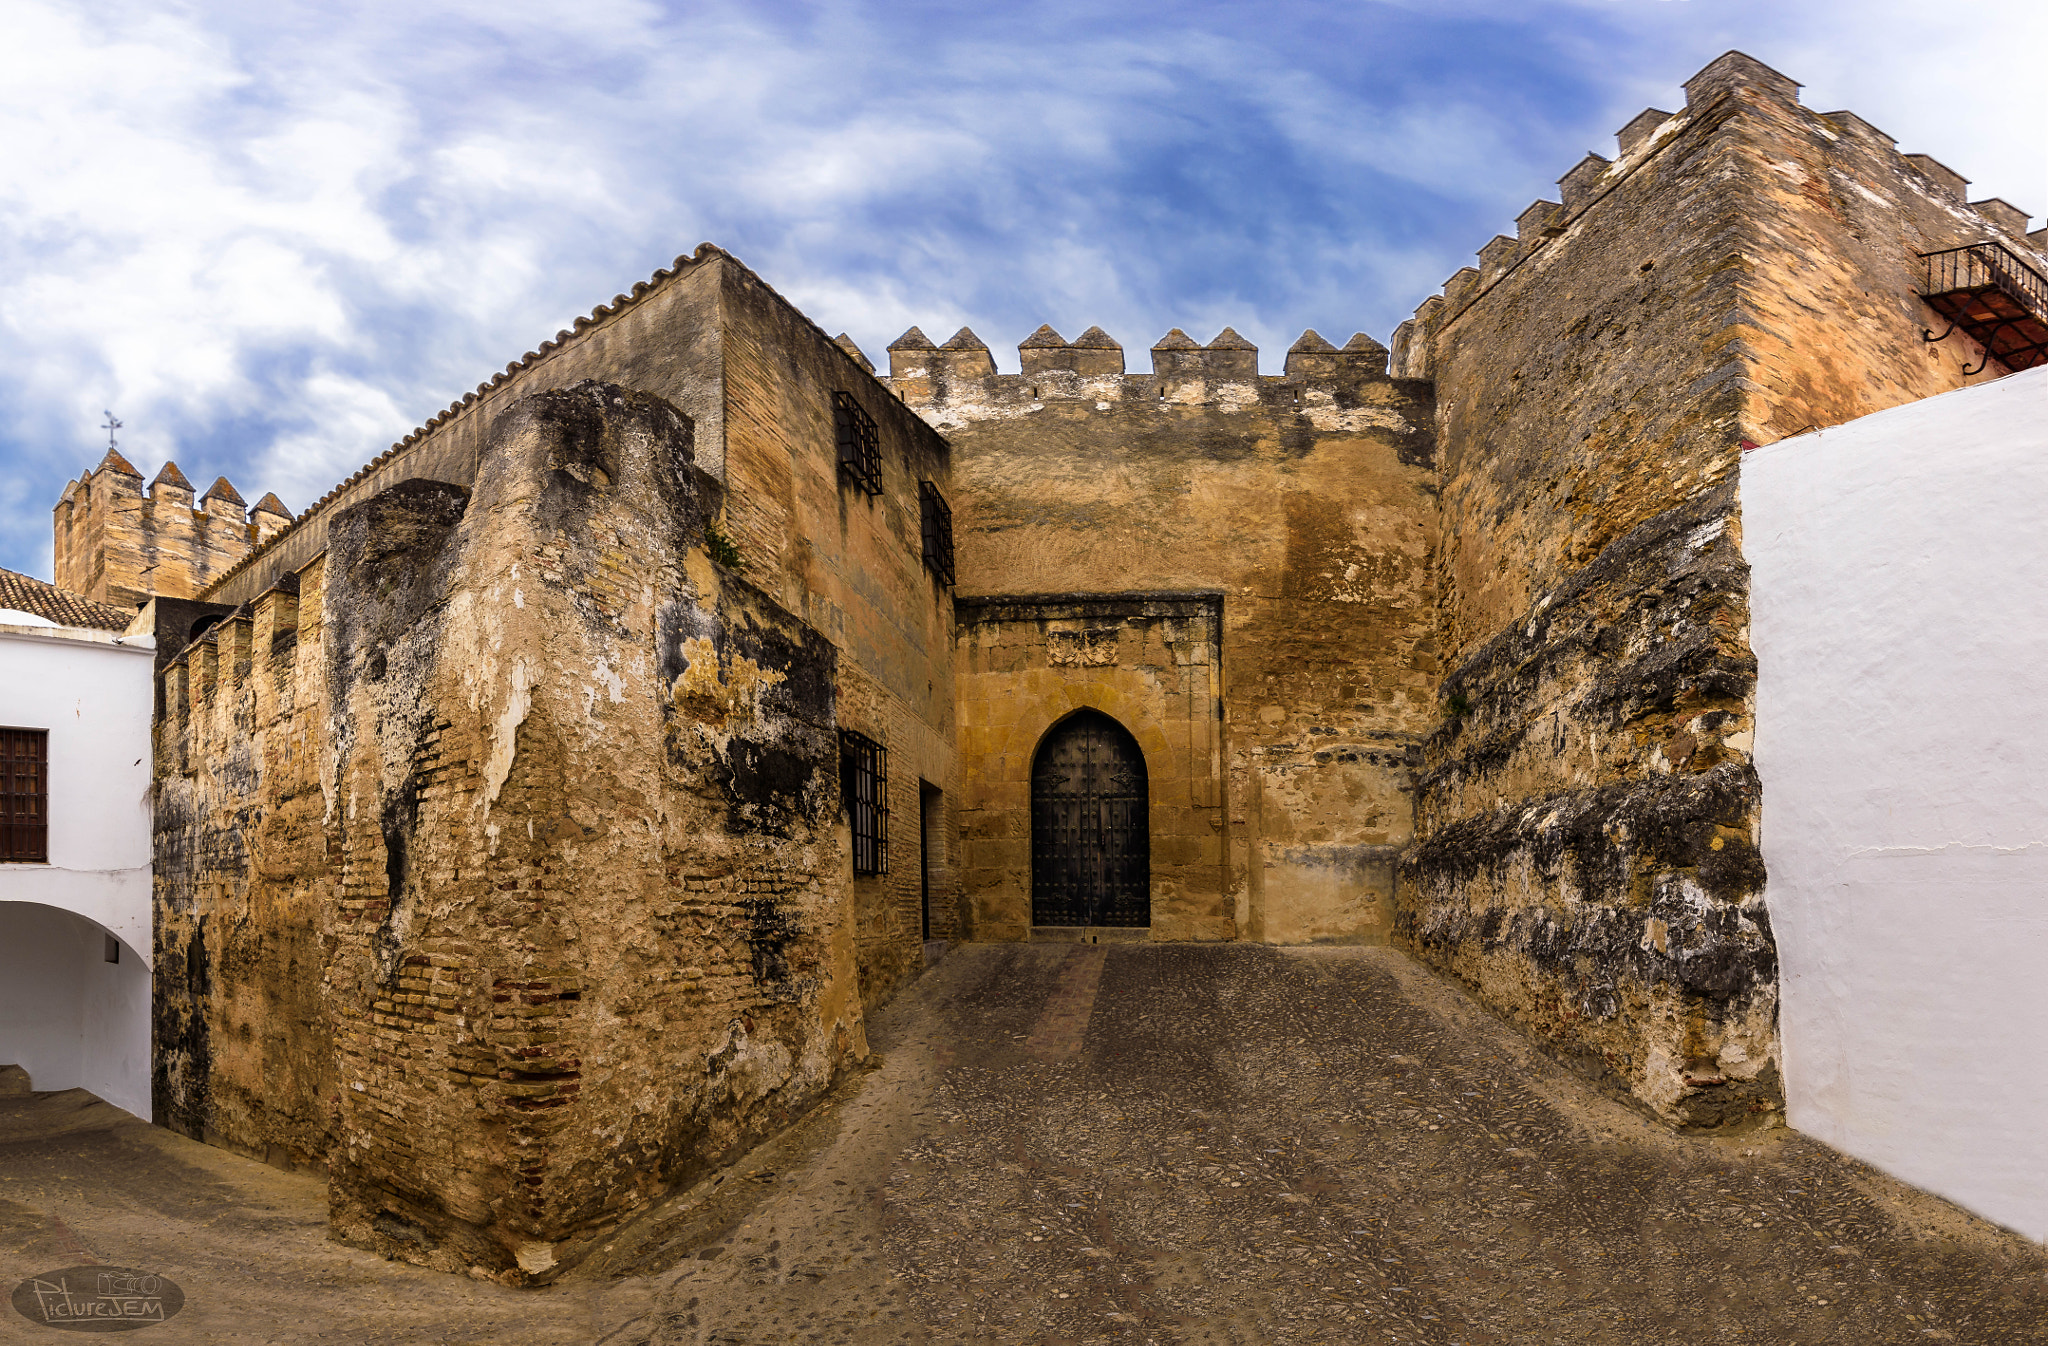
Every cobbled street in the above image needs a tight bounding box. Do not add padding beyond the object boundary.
[4,943,2044,1343]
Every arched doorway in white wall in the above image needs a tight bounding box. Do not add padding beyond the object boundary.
[0,902,152,1119]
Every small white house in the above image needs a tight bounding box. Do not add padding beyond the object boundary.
[1744,365,2048,1243]
[0,567,155,1120]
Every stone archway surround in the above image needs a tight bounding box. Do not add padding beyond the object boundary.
[953,594,1228,942]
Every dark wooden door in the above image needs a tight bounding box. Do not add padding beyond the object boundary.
[1031,710,1149,927]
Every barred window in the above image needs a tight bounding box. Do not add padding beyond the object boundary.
[919,480,955,585]
[841,729,888,876]
[1,727,48,863]
[834,391,881,495]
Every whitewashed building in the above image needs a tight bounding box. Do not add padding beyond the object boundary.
[0,567,155,1119]
[1744,365,2048,1243]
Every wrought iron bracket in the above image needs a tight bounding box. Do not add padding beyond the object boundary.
[1922,322,1957,344]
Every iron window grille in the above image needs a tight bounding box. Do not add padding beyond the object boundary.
[841,729,888,876]
[919,480,955,585]
[1,727,48,863]
[834,391,881,495]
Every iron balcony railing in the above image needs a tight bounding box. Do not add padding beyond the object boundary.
[1920,240,2048,319]
[1918,240,2048,373]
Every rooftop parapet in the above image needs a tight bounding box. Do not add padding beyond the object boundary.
[1476,236,1518,285]
[95,448,141,479]
[1284,330,1388,379]
[151,460,194,503]
[885,320,1395,411]
[200,476,244,520]
[1018,323,1066,374]
[251,492,293,542]
[886,325,938,382]
[1442,267,1482,312]
[1149,327,1259,383]
[885,325,994,403]
[1904,154,1968,203]
[1821,111,1895,149]
[1018,325,1126,377]
[1558,154,1612,213]
[1970,198,2033,239]
[1387,320,1420,379]
[938,327,997,380]
[1617,109,1674,157]
[1070,326,1124,375]
[1395,46,2043,400]
[1149,327,1203,378]
[1681,50,1799,107]
[1199,327,1257,381]
[1516,200,1564,243]
[833,333,875,374]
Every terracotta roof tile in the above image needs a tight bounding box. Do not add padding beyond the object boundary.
[0,568,134,630]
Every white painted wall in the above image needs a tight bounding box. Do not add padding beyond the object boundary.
[0,620,156,1118]
[0,902,152,1117]
[1743,366,2048,1243]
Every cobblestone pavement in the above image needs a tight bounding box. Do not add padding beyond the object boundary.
[633,944,2047,1346]
[3,943,2044,1343]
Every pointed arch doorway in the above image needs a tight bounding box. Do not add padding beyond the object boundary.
[1030,709,1150,928]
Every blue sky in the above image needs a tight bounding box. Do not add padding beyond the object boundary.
[2,0,2042,580]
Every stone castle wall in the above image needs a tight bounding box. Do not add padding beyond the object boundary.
[50,52,2043,1262]
[954,593,1224,941]
[153,384,868,1281]
[143,247,957,1279]
[191,245,958,1008]
[888,326,1438,945]
[719,275,961,996]
[1393,51,2045,1127]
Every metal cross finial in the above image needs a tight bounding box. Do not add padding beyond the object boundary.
[101,410,122,451]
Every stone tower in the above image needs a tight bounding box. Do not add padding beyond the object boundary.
[53,452,290,610]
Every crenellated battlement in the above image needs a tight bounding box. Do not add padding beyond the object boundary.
[157,556,314,782]
[52,449,291,610]
[875,322,1402,421]
[1388,50,2046,380]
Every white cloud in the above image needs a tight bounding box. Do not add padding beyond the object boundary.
[0,0,2039,579]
